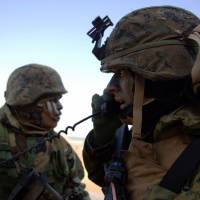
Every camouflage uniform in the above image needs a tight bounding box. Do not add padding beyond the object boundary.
[83,6,200,200]
[0,64,90,199]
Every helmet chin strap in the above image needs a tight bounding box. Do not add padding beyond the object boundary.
[189,25,200,94]
[132,74,144,139]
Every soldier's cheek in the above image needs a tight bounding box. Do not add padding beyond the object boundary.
[40,110,59,129]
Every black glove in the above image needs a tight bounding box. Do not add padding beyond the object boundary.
[91,92,122,146]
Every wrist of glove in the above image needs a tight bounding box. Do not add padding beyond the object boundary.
[91,93,122,146]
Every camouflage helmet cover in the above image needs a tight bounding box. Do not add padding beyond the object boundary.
[5,64,67,106]
[101,6,200,80]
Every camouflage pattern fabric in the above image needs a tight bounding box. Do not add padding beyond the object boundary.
[146,104,200,200]
[153,104,200,139]
[175,165,200,200]
[5,64,67,106]
[101,6,200,81]
[144,185,177,200]
[0,105,90,200]
[146,165,200,200]
[83,104,200,200]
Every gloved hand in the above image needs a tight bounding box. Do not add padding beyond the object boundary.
[91,92,122,146]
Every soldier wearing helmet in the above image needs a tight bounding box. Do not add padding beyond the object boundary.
[0,64,90,199]
[83,6,200,200]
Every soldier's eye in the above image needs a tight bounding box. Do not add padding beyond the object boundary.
[50,95,62,102]
[120,70,126,78]
[115,70,122,79]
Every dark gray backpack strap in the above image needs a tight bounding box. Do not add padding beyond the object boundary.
[159,137,200,193]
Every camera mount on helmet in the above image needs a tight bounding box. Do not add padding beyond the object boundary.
[87,16,113,60]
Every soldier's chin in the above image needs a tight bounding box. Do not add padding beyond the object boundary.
[51,119,59,128]
[43,119,59,129]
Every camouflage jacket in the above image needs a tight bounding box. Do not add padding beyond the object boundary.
[0,104,90,200]
[83,104,200,200]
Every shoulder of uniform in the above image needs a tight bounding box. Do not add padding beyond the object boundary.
[0,122,9,142]
[0,122,10,152]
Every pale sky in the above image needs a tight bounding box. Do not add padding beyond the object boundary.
[0,0,200,138]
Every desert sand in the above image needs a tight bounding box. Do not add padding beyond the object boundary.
[66,136,104,200]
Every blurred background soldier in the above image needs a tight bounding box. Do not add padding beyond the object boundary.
[0,64,90,200]
[83,6,200,200]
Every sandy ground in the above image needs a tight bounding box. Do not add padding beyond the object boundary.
[66,136,104,200]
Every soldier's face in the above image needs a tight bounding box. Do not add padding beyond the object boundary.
[37,95,63,129]
[106,70,134,110]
